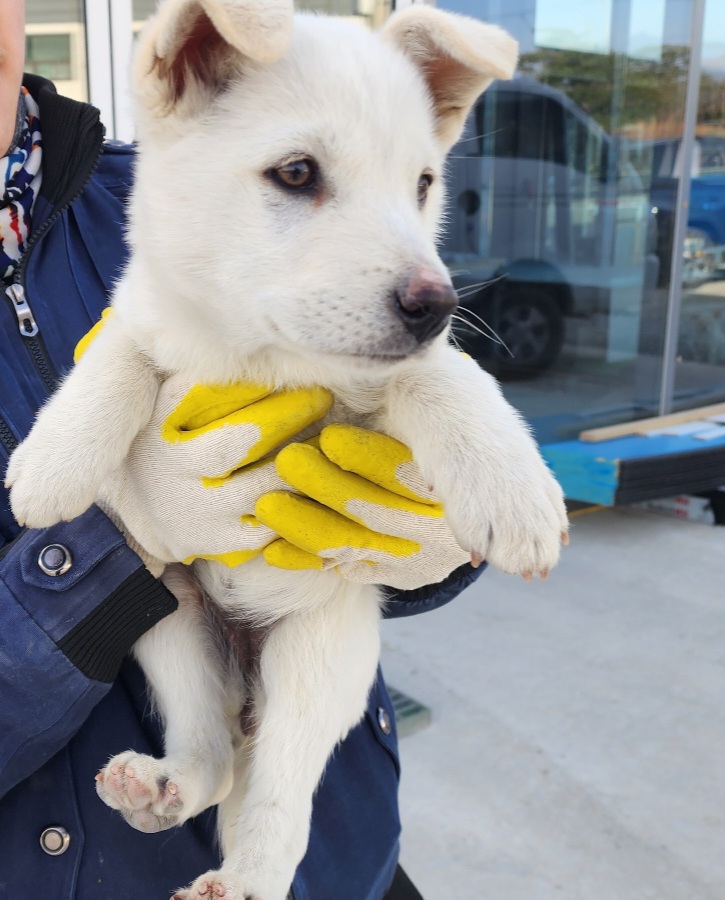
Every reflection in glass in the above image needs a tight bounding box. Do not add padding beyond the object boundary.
[437,0,695,441]
[134,0,391,29]
[294,1,391,28]
[26,0,87,101]
[672,0,725,407]
[133,0,158,22]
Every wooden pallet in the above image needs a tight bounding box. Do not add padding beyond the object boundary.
[541,409,725,505]
[580,403,725,443]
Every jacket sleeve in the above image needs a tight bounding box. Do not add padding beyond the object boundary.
[382,561,486,619]
[0,505,177,799]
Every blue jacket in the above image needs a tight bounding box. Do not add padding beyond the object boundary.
[0,76,482,900]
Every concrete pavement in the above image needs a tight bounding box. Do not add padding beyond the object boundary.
[381,507,725,900]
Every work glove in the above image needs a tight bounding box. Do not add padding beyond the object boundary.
[256,425,471,590]
[97,375,332,576]
[77,316,468,588]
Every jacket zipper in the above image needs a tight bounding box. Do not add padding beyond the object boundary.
[5,281,57,392]
[4,135,106,394]
[0,414,18,453]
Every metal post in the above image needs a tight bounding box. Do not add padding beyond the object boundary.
[85,0,134,141]
[110,0,135,142]
[85,1,115,137]
[658,0,706,414]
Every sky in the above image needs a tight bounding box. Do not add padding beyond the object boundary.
[438,0,725,71]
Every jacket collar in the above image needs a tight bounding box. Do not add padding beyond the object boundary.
[22,74,105,214]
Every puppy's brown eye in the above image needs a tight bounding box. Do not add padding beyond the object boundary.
[269,158,319,192]
[418,171,434,207]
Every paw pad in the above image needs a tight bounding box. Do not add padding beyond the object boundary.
[95,752,186,833]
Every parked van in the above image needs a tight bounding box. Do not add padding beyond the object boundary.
[442,78,659,376]
[648,136,725,284]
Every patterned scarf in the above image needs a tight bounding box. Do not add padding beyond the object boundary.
[0,88,42,283]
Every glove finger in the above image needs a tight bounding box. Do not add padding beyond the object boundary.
[255,491,421,559]
[275,443,443,534]
[185,545,266,568]
[263,541,403,585]
[201,455,289,496]
[333,559,385,584]
[74,307,115,362]
[182,512,277,565]
[320,424,438,503]
[263,539,326,571]
[334,558,466,590]
[162,386,333,477]
[159,381,276,432]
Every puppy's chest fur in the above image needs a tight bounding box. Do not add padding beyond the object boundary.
[158,344,398,433]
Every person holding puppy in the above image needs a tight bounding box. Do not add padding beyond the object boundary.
[0,3,480,898]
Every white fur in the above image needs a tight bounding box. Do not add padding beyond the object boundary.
[6,3,566,898]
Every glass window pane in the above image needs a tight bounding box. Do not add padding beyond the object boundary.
[25,0,87,102]
[673,0,725,408]
[279,1,391,28]
[437,0,694,442]
[134,0,391,29]
[133,0,158,21]
[25,34,72,82]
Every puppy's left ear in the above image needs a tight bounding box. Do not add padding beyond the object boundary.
[382,7,518,149]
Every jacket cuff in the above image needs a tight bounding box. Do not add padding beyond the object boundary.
[0,505,177,682]
[57,567,177,682]
[382,561,486,619]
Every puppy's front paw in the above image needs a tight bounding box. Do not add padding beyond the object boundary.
[449,457,568,579]
[96,751,192,833]
[6,438,100,527]
[489,464,568,578]
[173,870,281,900]
[5,414,110,528]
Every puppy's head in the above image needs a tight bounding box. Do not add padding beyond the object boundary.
[130,0,517,372]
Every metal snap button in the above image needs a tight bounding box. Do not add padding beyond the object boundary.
[38,544,73,577]
[377,706,392,735]
[40,826,70,856]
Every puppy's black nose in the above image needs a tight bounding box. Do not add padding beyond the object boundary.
[393,275,458,344]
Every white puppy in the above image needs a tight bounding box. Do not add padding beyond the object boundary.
[7,2,568,897]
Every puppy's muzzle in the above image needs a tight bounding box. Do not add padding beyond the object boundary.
[393,275,458,344]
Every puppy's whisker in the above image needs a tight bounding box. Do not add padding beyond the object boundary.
[457,305,496,331]
[453,307,501,337]
[451,312,514,358]
[451,314,502,345]
[456,286,492,300]
[454,274,506,298]
[448,329,464,353]
[455,282,491,295]
[452,127,506,145]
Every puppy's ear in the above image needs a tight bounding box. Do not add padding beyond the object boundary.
[134,0,293,121]
[382,7,518,149]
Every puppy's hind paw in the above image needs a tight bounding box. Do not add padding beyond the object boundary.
[173,872,260,900]
[96,751,188,833]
